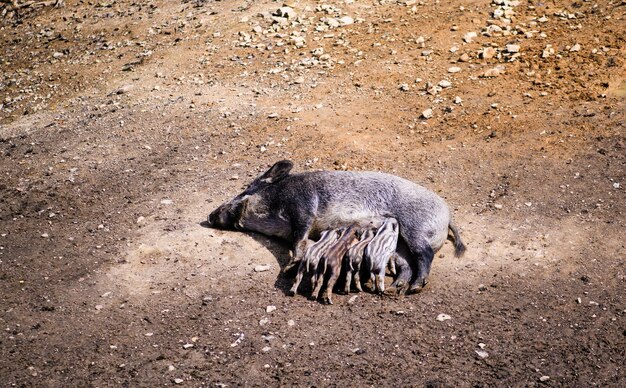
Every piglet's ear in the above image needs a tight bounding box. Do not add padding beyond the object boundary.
[258,160,293,183]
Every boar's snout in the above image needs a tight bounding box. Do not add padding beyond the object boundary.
[208,200,243,230]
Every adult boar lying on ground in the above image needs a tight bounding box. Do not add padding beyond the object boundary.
[208,160,465,294]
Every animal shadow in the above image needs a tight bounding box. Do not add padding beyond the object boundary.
[199,220,296,295]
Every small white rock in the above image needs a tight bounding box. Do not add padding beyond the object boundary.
[475,350,489,358]
[505,44,520,53]
[287,319,295,326]
[436,313,451,321]
[254,264,271,272]
[421,108,433,119]
[438,80,452,88]
[266,305,277,313]
[174,378,184,384]
[539,376,550,382]
[463,31,477,43]
[454,96,463,104]
[182,343,193,349]
[339,16,354,26]
[160,199,173,205]
[570,43,581,52]
[448,66,462,73]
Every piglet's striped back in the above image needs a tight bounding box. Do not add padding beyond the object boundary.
[305,229,339,272]
[365,218,399,272]
[346,229,376,269]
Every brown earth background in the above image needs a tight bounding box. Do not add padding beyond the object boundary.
[0,0,625,386]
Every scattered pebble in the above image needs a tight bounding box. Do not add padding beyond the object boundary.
[481,47,497,59]
[421,108,433,119]
[463,31,478,43]
[454,96,463,104]
[230,333,245,347]
[436,313,451,321]
[570,44,581,52]
[505,44,520,53]
[339,16,354,26]
[266,305,277,313]
[160,199,173,205]
[475,350,489,358]
[482,66,505,77]
[254,264,271,272]
[539,376,550,382]
[439,80,452,88]
[182,343,193,349]
[448,66,461,73]
[174,378,184,384]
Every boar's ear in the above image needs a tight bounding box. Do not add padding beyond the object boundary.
[258,160,293,184]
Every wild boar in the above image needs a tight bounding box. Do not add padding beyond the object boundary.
[208,160,465,293]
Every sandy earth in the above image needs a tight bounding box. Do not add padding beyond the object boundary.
[1,0,625,386]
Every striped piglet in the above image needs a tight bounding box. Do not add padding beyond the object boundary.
[364,218,399,294]
[343,228,376,294]
[311,225,360,304]
[288,229,340,296]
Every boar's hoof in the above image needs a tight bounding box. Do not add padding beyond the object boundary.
[408,279,429,294]
[383,286,399,296]
[389,279,409,295]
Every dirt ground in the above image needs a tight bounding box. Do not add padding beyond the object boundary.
[1,0,625,386]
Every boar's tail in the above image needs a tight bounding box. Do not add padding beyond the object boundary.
[448,219,466,258]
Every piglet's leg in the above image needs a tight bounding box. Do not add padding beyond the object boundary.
[310,258,325,301]
[324,263,341,304]
[353,269,363,292]
[289,260,308,296]
[343,259,353,295]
